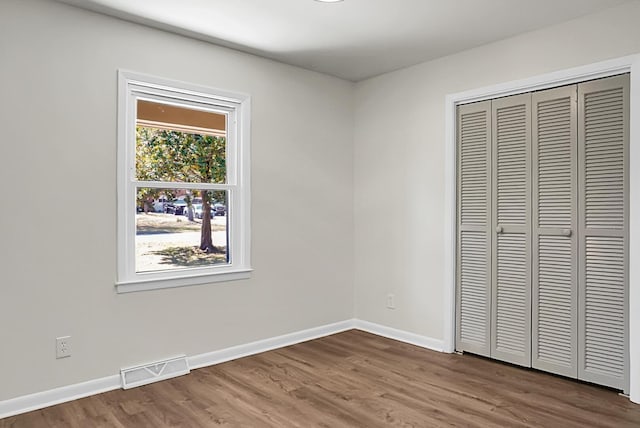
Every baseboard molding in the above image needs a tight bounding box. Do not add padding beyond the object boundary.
[0,374,121,419]
[353,319,445,352]
[187,319,355,370]
[0,318,447,419]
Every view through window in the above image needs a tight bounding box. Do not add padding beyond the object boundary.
[135,100,229,273]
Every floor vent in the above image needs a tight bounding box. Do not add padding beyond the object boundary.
[120,356,190,389]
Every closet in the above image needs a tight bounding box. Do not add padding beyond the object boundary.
[455,74,629,392]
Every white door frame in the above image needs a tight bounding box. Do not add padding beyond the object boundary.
[443,54,640,403]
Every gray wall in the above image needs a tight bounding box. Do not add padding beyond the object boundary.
[0,0,354,401]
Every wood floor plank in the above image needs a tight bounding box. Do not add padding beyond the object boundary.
[2,330,639,427]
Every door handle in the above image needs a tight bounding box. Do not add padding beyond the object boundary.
[562,229,572,237]
[496,226,503,234]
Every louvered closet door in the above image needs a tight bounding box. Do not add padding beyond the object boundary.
[578,74,629,391]
[491,94,531,366]
[456,101,492,357]
[531,85,578,378]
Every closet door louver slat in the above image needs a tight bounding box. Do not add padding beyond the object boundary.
[491,94,531,366]
[578,75,629,391]
[456,101,492,356]
[531,86,578,378]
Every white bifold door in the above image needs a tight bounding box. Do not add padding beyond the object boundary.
[491,93,532,367]
[531,85,578,378]
[456,74,629,392]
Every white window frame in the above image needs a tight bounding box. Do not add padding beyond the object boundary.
[116,70,251,293]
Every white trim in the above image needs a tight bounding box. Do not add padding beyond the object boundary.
[0,375,121,419]
[629,58,640,405]
[188,320,355,369]
[0,319,450,418]
[443,93,457,354]
[122,69,250,107]
[353,320,444,352]
[444,54,640,403]
[116,70,252,291]
[116,269,252,293]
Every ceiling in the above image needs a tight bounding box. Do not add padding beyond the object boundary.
[58,0,631,81]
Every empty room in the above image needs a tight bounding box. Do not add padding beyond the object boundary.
[2,0,640,426]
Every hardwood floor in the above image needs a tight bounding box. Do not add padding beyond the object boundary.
[2,330,639,427]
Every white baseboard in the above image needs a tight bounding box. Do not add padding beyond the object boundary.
[0,318,447,419]
[353,319,445,352]
[0,374,121,419]
[187,319,355,369]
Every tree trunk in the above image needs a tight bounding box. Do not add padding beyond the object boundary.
[200,190,217,252]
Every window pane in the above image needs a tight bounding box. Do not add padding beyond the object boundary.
[135,100,226,184]
[136,188,229,273]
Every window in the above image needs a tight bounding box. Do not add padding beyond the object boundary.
[117,71,251,293]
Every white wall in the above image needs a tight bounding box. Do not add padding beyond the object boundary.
[0,0,354,401]
[354,2,640,340]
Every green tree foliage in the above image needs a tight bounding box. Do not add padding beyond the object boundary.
[136,127,226,253]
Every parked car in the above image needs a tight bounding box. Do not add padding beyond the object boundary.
[192,203,226,218]
[192,203,204,219]
[212,203,227,216]
[165,198,188,215]
[152,196,169,213]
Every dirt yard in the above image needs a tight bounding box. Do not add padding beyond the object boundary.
[135,213,228,272]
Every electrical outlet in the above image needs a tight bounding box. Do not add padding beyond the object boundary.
[56,336,71,359]
[386,293,395,309]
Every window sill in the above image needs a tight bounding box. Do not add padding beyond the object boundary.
[116,268,252,294]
